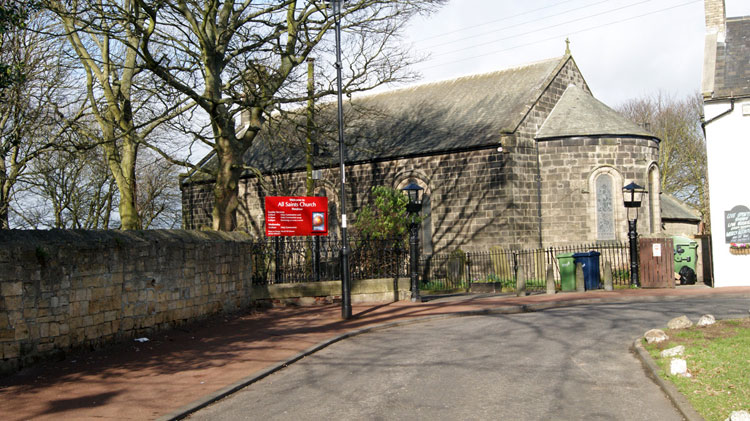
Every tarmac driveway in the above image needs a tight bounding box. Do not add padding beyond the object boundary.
[189,296,750,421]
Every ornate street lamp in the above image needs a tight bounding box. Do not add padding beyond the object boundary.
[401,181,423,302]
[326,0,351,319]
[623,182,646,288]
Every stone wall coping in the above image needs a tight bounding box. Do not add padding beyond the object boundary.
[0,229,255,247]
[251,278,410,300]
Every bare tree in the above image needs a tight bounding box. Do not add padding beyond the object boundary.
[14,141,182,229]
[13,144,118,229]
[0,9,78,228]
[135,149,182,228]
[130,0,444,230]
[618,92,710,229]
[0,0,37,90]
[46,0,193,229]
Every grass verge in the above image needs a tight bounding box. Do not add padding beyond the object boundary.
[643,318,750,421]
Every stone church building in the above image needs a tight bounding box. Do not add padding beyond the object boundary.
[181,53,662,254]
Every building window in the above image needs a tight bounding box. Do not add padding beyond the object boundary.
[595,174,615,241]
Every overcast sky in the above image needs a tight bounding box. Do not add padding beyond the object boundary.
[399,0,750,107]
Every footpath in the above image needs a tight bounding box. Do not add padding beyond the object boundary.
[1,285,749,420]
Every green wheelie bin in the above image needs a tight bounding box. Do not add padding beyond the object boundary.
[556,252,576,291]
[672,235,698,285]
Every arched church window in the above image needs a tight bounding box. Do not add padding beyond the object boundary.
[595,174,615,241]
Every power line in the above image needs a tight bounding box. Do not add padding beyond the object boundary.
[412,0,582,43]
[418,0,615,51]
[425,0,653,59]
[420,0,701,70]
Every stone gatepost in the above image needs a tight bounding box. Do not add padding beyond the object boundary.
[575,262,585,292]
[516,267,527,297]
[603,261,614,291]
[546,264,556,294]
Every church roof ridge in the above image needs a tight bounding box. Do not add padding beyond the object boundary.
[353,56,566,102]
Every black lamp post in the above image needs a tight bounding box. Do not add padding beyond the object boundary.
[401,181,423,302]
[326,0,351,319]
[623,182,646,288]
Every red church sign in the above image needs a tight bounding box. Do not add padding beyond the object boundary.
[265,196,328,237]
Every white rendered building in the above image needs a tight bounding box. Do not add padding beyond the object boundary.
[702,0,750,287]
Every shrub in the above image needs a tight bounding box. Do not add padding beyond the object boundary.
[353,185,420,245]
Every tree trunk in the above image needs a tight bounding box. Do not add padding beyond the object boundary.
[118,179,139,230]
[0,206,7,229]
[212,140,242,231]
[106,139,140,230]
[0,168,8,229]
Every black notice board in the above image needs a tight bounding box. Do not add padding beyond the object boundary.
[725,205,750,243]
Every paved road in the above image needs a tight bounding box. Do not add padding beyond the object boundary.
[189,296,749,420]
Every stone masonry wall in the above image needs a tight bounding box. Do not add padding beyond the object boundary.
[704,0,725,32]
[0,230,255,374]
[228,147,514,253]
[506,57,591,249]
[537,136,660,246]
[181,180,214,230]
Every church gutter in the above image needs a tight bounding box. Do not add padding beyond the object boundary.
[535,134,660,143]
[238,143,505,181]
[180,142,508,187]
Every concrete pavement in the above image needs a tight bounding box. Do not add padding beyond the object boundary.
[0,285,748,420]
[188,295,750,420]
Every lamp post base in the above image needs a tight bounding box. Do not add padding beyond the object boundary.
[409,221,420,303]
[628,218,640,288]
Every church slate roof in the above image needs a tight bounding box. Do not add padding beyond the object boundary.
[535,84,656,140]
[660,193,701,222]
[342,56,568,148]
[711,16,750,100]
[186,56,577,181]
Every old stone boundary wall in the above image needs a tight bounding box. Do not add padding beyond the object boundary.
[0,230,254,374]
[0,230,409,375]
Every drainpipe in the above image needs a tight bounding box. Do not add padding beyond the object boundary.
[701,98,735,136]
[535,140,544,248]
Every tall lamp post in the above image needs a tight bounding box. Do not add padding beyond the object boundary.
[327,0,351,319]
[623,182,646,288]
[401,181,423,302]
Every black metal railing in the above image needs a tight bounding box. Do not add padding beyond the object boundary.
[420,242,632,292]
[545,242,633,286]
[250,237,632,291]
[250,236,409,285]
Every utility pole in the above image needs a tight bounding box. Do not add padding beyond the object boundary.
[306,58,315,197]
[330,0,351,319]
